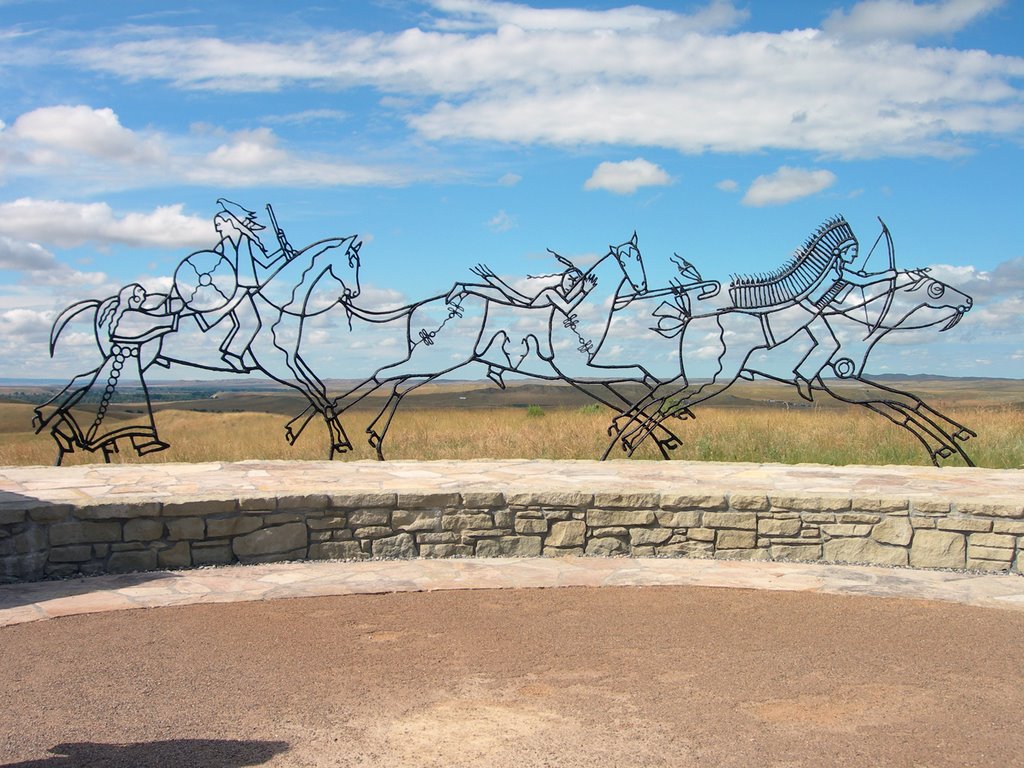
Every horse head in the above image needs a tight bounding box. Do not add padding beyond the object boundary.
[335,235,363,302]
[610,232,647,294]
[889,269,973,332]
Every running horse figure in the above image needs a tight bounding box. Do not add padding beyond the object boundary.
[607,217,976,466]
[329,233,685,459]
[35,203,363,463]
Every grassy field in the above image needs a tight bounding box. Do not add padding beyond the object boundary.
[2,386,1021,468]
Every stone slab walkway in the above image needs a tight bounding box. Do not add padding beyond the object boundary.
[2,459,1021,507]
[2,556,1022,629]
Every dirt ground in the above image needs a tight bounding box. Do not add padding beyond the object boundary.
[1,585,1022,767]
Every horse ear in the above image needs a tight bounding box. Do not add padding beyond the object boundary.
[631,231,638,247]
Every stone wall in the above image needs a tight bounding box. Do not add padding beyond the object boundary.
[3,487,1022,582]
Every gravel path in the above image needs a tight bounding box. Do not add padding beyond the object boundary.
[2,585,1022,767]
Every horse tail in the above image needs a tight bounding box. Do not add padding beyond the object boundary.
[49,299,101,356]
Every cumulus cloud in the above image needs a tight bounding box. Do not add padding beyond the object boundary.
[486,209,516,232]
[823,0,1005,41]
[0,199,213,248]
[0,105,406,191]
[58,2,1024,160]
[584,158,672,195]
[741,167,837,207]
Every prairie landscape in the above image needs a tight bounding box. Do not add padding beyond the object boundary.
[2,377,1021,468]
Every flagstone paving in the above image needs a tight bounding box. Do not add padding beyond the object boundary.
[1,556,1021,628]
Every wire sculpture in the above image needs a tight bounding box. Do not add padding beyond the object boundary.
[35,206,976,467]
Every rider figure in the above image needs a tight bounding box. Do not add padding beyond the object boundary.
[794,230,897,399]
[447,254,598,315]
[212,198,288,371]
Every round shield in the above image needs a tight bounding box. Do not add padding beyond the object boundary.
[174,250,238,313]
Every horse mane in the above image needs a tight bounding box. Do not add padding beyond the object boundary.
[728,215,857,310]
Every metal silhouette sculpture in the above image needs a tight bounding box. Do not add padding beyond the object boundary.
[36,207,976,466]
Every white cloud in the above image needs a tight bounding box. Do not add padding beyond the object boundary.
[741,166,837,207]
[498,172,522,186]
[0,105,406,191]
[0,199,213,248]
[584,158,672,195]
[486,209,516,232]
[823,0,1004,41]
[715,179,738,192]
[58,2,1024,161]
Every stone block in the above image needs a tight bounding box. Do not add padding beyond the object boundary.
[461,491,506,508]
[420,543,474,558]
[629,528,672,546]
[262,513,303,526]
[820,524,873,538]
[655,510,702,528]
[824,538,908,567]
[493,510,515,527]
[770,543,822,561]
[107,549,158,572]
[685,528,715,542]
[442,513,494,531]
[348,509,390,527]
[910,530,966,569]
[392,510,441,532]
[587,509,655,527]
[592,492,659,509]
[238,498,275,513]
[585,537,628,556]
[910,516,937,529]
[659,492,727,511]
[716,530,756,549]
[305,515,349,531]
[275,494,330,511]
[233,522,307,558]
[968,545,1014,563]
[8,527,47,555]
[965,558,1011,573]
[48,545,93,563]
[993,521,1024,534]
[546,521,586,548]
[237,549,306,564]
[167,517,204,541]
[632,545,656,557]
[543,547,585,558]
[658,541,712,558]
[728,493,770,511]
[460,529,507,542]
[717,548,771,562]
[851,497,909,514]
[871,517,913,546]
[161,498,235,517]
[515,518,548,535]
[329,492,397,509]
[309,541,364,560]
[191,544,234,566]
[770,495,850,513]
[541,509,574,521]
[0,508,25,525]
[396,492,460,508]
[836,513,882,525]
[353,526,395,540]
[968,533,1017,549]
[957,501,1023,519]
[75,501,161,520]
[911,500,950,515]
[591,526,628,537]
[27,504,74,524]
[507,491,591,508]
[123,518,164,542]
[207,516,263,538]
[416,532,460,544]
[758,518,802,537]
[158,542,191,568]
[50,521,121,546]
[704,512,757,530]
[476,536,542,557]
[372,533,416,559]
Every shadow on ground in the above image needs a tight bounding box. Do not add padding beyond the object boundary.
[0,739,290,768]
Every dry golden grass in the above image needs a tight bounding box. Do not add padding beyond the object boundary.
[2,401,1020,468]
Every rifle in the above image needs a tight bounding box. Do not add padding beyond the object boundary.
[266,204,296,261]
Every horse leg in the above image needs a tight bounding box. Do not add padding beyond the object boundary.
[792,317,839,401]
[364,373,445,460]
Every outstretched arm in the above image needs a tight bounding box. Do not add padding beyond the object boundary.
[842,268,897,286]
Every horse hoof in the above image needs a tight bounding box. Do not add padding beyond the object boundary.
[954,429,975,441]
[937,447,953,459]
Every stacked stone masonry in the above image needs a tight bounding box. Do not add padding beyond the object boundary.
[3,487,1022,582]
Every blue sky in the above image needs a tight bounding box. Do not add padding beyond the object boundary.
[0,0,1022,382]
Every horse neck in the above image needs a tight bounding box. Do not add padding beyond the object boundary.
[582,251,628,305]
